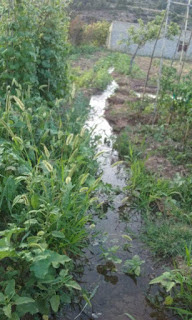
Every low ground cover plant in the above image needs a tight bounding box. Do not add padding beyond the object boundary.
[72,52,140,91]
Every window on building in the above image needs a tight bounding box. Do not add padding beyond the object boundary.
[178,41,188,52]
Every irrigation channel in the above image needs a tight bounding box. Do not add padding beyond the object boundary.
[59,80,176,320]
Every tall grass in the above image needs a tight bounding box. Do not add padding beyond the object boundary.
[0,85,99,319]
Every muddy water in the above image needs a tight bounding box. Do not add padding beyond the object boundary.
[59,83,175,320]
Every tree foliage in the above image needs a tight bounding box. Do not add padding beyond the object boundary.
[126,12,180,73]
[128,12,179,48]
[0,0,70,101]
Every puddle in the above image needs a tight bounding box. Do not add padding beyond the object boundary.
[58,82,177,320]
[135,92,156,99]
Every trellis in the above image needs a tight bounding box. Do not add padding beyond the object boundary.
[142,0,192,107]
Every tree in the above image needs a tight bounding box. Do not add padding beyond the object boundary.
[127,12,179,73]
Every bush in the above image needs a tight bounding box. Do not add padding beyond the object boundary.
[69,16,84,45]
[0,1,70,102]
[82,21,110,47]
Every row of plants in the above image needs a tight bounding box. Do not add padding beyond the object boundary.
[0,86,100,320]
[72,51,140,91]
[0,1,101,319]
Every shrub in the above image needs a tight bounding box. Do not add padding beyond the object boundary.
[36,3,70,102]
[69,16,84,45]
[82,21,110,47]
[0,1,70,102]
[0,1,38,93]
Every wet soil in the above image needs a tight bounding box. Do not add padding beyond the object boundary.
[103,67,189,178]
[105,72,156,133]
[58,82,176,320]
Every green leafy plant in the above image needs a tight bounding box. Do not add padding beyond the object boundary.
[150,246,192,319]
[82,21,110,47]
[0,83,100,319]
[125,12,179,73]
[0,0,70,102]
[101,245,122,264]
[123,255,145,277]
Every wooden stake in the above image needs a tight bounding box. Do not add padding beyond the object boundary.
[142,13,166,101]
[152,0,172,123]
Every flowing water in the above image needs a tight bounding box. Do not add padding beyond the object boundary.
[59,82,176,320]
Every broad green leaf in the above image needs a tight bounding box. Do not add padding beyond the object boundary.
[164,295,173,306]
[30,258,50,279]
[3,304,12,318]
[0,292,5,303]
[135,266,141,277]
[60,293,71,304]
[60,269,68,277]
[65,280,81,291]
[31,194,39,209]
[5,279,15,297]
[14,297,35,305]
[30,250,70,279]
[0,248,16,260]
[16,302,38,316]
[51,253,71,268]
[37,298,49,315]
[12,194,29,207]
[10,312,20,320]
[50,295,60,313]
[149,271,178,292]
[51,231,65,239]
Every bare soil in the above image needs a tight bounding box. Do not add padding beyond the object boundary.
[104,57,192,178]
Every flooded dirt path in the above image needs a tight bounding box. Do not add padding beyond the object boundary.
[59,82,176,320]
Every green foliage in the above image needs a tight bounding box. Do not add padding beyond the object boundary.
[125,12,179,73]
[123,255,145,277]
[82,21,110,47]
[69,45,103,57]
[74,59,113,90]
[115,131,142,160]
[160,67,192,114]
[69,18,109,47]
[36,3,70,102]
[73,52,140,90]
[95,52,139,75]
[114,128,192,258]
[0,0,70,101]
[150,246,192,319]
[0,84,99,319]
[101,245,122,264]
[0,1,38,92]
[128,12,179,47]
[143,219,192,258]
